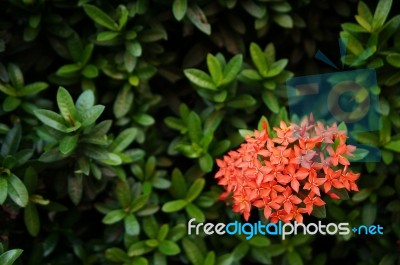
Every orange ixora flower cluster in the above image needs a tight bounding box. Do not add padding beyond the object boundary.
[215,114,360,223]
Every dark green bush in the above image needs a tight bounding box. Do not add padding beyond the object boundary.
[0,0,399,264]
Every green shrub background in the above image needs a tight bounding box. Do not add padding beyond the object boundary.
[0,0,400,264]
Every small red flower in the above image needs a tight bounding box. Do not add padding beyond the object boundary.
[215,114,360,223]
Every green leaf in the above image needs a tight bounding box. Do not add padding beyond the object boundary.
[59,134,79,155]
[362,203,376,226]
[227,95,256,108]
[386,200,400,212]
[76,89,95,113]
[105,248,129,263]
[135,0,148,14]
[207,54,223,85]
[204,251,216,265]
[379,254,398,265]
[386,54,400,68]
[184,69,216,90]
[126,41,142,57]
[0,178,8,205]
[117,5,129,29]
[139,29,167,42]
[380,15,400,44]
[103,209,126,224]
[142,216,158,238]
[372,0,392,30]
[266,59,288,77]
[187,112,202,144]
[162,199,187,213]
[3,96,21,112]
[241,0,266,18]
[133,113,155,126]
[56,64,81,76]
[128,241,153,257]
[153,225,167,243]
[0,249,23,265]
[380,115,391,143]
[266,244,286,257]
[110,128,138,152]
[382,150,393,165]
[164,117,186,132]
[262,91,279,113]
[358,1,373,23]
[20,82,48,96]
[384,140,400,152]
[113,86,133,119]
[250,43,268,75]
[24,202,40,236]
[80,105,105,127]
[7,174,29,207]
[130,194,149,212]
[287,251,303,265]
[185,203,205,222]
[222,55,243,84]
[124,214,140,236]
[158,240,180,256]
[249,236,270,247]
[84,145,109,160]
[8,63,24,89]
[68,173,83,205]
[186,178,205,202]
[57,87,77,124]
[348,148,369,161]
[83,4,118,31]
[171,168,188,198]
[0,83,17,97]
[273,14,294,28]
[97,31,120,42]
[352,189,371,202]
[80,43,94,65]
[173,0,187,21]
[311,205,326,218]
[217,254,235,265]
[82,64,99,79]
[175,143,201,159]
[199,153,213,172]
[1,124,21,156]
[331,187,349,200]
[187,5,211,35]
[340,32,364,56]
[342,22,369,33]
[182,238,204,265]
[232,242,250,261]
[114,181,131,208]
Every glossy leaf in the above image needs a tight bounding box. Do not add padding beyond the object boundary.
[162,199,187,213]
[24,203,40,236]
[7,174,29,207]
[83,4,118,31]
[0,249,23,265]
[173,0,187,21]
[184,69,216,90]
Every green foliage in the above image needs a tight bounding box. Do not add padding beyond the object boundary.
[0,0,399,264]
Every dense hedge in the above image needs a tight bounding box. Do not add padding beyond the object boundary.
[0,0,400,264]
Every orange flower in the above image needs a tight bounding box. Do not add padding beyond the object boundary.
[215,114,360,223]
[303,170,326,196]
[303,191,326,214]
[323,167,343,192]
